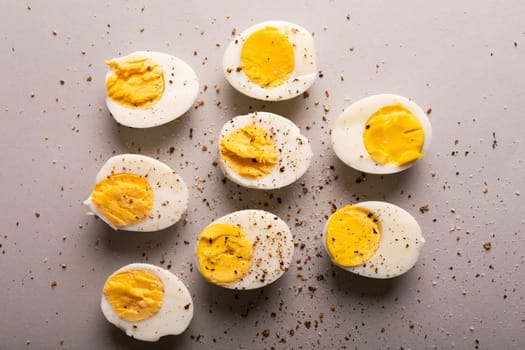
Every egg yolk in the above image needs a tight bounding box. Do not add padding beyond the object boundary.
[91,173,154,227]
[105,55,165,109]
[325,205,382,267]
[240,26,295,88]
[197,223,254,286]
[363,104,425,166]
[219,124,279,178]
[104,270,164,322]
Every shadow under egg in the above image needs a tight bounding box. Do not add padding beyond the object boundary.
[196,270,288,320]
[107,109,194,157]
[217,176,306,214]
[327,150,423,203]
[219,78,313,121]
[318,251,415,299]
[91,213,188,260]
[106,317,191,349]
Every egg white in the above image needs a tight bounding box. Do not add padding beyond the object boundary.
[101,263,193,342]
[105,51,199,128]
[324,201,425,279]
[84,154,189,232]
[223,20,317,101]
[196,209,294,290]
[331,94,432,174]
[218,111,313,189]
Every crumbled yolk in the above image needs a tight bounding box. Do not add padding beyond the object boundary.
[219,124,279,178]
[91,173,154,227]
[240,26,295,88]
[105,54,165,109]
[363,104,425,166]
[104,270,164,322]
[197,223,254,286]
[325,205,382,267]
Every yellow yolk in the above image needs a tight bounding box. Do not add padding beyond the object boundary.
[240,26,295,88]
[197,223,254,286]
[219,124,279,178]
[363,104,425,166]
[103,270,164,322]
[105,55,165,109]
[91,173,154,227]
[325,205,382,267]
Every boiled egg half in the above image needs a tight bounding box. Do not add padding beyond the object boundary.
[84,154,189,232]
[324,201,425,278]
[101,263,193,341]
[218,111,313,189]
[196,209,294,289]
[223,20,317,101]
[331,94,432,174]
[105,51,199,128]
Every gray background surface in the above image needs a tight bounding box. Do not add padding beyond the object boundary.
[1,1,524,349]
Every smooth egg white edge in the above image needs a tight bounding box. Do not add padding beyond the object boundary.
[196,209,295,290]
[223,20,317,101]
[100,263,194,342]
[323,201,425,279]
[84,154,189,232]
[331,94,432,174]
[218,112,313,189]
[105,51,199,128]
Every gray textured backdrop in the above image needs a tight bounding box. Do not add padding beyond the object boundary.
[1,1,524,349]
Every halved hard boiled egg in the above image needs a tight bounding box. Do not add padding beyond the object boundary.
[101,263,193,341]
[84,154,189,232]
[105,51,199,128]
[223,20,317,101]
[196,209,294,289]
[218,111,313,189]
[331,94,432,174]
[324,201,425,279]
